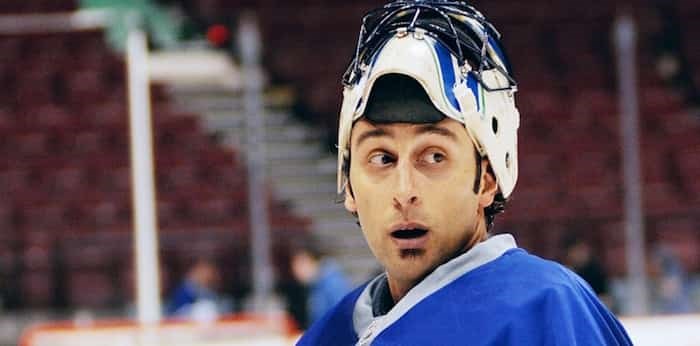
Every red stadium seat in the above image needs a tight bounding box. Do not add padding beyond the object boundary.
[20,270,54,307]
[17,203,67,231]
[640,146,671,187]
[644,181,686,216]
[66,271,119,308]
[674,146,700,201]
[641,87,685,118]
[0,203,16,230]
[82,101,128,128]
[562,151,618,187]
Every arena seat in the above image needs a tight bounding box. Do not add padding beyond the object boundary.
[674,146,700,201]
[0,23,309,309]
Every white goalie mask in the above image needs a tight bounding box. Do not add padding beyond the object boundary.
[337,1,520,199]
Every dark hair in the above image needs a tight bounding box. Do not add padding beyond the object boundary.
[472,150,507,231]
[341,147,507,232]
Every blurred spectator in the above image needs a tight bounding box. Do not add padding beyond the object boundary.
[289,241,351,327]
[648,245,694,314]
[165,258,230,321]
[563,235,612,308]
[279,278,309,329]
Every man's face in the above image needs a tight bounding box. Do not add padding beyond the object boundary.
[344,117,497,286]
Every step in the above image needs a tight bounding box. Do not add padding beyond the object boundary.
[319,233,368,250]
[311,218,360,235]
[265,142,323,160]
[273,188,341,204]
[200,109,293,127]
[266,151,324,164]
[273,182,338,200]
[315,157,339,175]
[266,161,328,180]
[268,184,337,201]
[272,183,327,198]
[171,92,289,112]
[273,174,336,188]
[263,124,324,143]
[217,125,321,147]
[266,156,338,177]
[212,129,323,157]
[282,195,343,216]
[291,200,347,217]
[168,85,294,109]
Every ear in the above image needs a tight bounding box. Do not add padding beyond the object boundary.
[344,184,357,213]
[478,159,498,209]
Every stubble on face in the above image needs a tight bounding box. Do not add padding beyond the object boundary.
[400,248,425,259]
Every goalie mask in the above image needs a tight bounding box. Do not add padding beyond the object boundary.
[337,0,520,199]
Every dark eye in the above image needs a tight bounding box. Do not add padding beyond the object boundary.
[422,151,445,164]
[368,152,395,166]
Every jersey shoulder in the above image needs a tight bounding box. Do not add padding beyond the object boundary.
[497,248,579,282]
[377,248,632,345]
[474,248,633,345]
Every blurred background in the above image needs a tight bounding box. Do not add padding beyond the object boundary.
[0,0,699,345]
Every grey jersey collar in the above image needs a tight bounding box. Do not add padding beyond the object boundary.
[353,234,517,345]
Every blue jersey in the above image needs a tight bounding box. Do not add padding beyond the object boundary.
[298,235,631,346]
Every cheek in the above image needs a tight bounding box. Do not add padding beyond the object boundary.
[437,187,478,225]
[350,167,387,217]
[446,197,478,233]
[423,164,476,202]
[351,181,391,250]
[354,187,387,233]
[355,201,388,261]
[423,169,479,227]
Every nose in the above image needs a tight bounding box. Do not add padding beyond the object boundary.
[393,161,419,210]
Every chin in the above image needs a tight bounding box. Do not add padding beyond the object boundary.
[388,259,433,281]
[391,269,431,286]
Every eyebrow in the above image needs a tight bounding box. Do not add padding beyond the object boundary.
[414,123,458,141]
[355,127,392,147]
[354,123,458,147]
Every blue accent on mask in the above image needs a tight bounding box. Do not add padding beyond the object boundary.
[433,41,461,112]
[467,73,480,112]
[355,97,363,112]
[488,36,508,73]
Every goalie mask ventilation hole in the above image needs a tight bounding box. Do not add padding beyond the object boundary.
[505,152,511,169]
[492,116,499,134]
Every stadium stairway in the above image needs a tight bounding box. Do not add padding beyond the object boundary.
[160,53,378,284]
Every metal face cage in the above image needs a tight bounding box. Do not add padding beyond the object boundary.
[342,0,518,93]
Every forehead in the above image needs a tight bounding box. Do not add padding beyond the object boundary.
[350,117,473,149]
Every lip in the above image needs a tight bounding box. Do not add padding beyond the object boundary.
[389,221,430,250]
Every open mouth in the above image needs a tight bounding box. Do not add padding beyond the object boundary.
[391,228,428,239]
